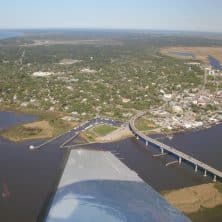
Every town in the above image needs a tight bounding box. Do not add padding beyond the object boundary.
[0,33,222,136]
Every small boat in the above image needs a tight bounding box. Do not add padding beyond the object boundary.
[29,145,35,150]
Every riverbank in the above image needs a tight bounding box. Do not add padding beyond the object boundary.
[163,183,222,214]
[0,109,77,142]
[135,112,222,139]
[1,120,64,142]
[0,110,216,222]
[163,183,222,221]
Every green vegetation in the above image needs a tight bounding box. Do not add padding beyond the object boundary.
[135,116,157,132]
[188,205,222,222]
[14,126,40,136]
[81,124,117,142]
[215,183,222,193]
[1,125,42,141]
[93,124,117,136]
[1,30,218,121]
[0,110,75,142]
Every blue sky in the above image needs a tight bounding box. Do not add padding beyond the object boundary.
[1,0,222,32]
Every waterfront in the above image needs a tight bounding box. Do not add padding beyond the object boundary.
[0,111,36,130]
[0,111,221,221]
[0,30,22,40]
[208,55,222,70]
[155,124,222,172]
[0,111,66,222]
[88,138,210,191]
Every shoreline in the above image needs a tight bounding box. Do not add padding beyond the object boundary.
[162,183,222,221]
[0,110,221,221]
[1,107,221,146]
[159,121,222,139]
[0,109,77,143]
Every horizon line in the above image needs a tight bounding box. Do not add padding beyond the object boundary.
[0,27,222,34]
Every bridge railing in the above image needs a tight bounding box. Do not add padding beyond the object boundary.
[129,112,222,180]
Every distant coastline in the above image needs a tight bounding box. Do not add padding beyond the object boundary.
[0,30,23,40]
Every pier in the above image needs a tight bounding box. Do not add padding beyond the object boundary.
[129,112,222,182]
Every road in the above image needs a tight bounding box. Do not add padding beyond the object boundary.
[29,117,121,150]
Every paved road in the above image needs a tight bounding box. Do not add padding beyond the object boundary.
[29,117,121,150]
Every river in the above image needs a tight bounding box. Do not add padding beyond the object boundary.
[154,124,222,172]
[0,111,221,221]
[0,111,66,222]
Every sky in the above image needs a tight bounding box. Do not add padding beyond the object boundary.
[0,0,222,32]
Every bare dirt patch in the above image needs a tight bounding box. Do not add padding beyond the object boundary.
[163,183,222,214]
[59,59,82,65]
[23,120,54,137]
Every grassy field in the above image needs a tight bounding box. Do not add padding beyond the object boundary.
[93,124,118,136]
[81,124,117,142]
[134,116,158,133]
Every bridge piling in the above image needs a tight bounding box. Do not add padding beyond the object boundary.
[213,175,217,182]
[161,148,164,154]
[146,141,148,147]
[195,165,198,172]
[179,156,182,165]
[204,170,207,177]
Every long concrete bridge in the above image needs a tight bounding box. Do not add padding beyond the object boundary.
[129,112,222,182]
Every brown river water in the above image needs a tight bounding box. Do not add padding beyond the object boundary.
[1,111,221,222]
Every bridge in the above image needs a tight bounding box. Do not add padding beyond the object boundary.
[129,112,222,182]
